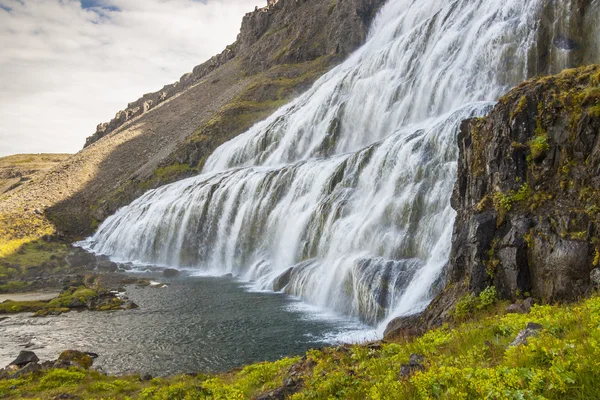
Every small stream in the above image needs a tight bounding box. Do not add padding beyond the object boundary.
[0,276,371,376]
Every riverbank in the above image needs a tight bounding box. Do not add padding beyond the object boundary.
[1,291,599,399]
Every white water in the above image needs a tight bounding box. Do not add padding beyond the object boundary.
[83,0,599,331]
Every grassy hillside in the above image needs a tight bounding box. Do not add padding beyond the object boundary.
[0,154,70,196]
[2,291,599,399]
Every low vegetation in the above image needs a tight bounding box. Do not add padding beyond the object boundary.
[1,291,599,399]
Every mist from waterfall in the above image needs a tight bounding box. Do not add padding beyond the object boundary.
[83,0,600,331]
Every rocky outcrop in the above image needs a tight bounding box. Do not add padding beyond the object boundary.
[447,65,600,303]
[85,0,384,147]
[386,65,600,338]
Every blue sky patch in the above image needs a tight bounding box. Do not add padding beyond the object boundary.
[80,0,119,12]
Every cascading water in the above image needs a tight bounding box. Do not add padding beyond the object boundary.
[83,0,600,329]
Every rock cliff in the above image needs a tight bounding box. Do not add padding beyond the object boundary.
[85,0,382,147]
[386,65,600,338]
[0,0,384,244]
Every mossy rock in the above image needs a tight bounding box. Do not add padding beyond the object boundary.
[57,350,94,369]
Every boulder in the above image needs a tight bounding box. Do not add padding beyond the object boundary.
[56,350,94,369]
[273,267,294,292]
[65,250,97,269]
[162,268,180,278]
[399,354,425,378]
[124,300,139,309]
[97,260,118,273]
[383,314,423,340]
[509,322,543,347]
[10,350,39,367]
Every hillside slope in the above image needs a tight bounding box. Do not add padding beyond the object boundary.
[0,0,384,251]
[0,154,70,196]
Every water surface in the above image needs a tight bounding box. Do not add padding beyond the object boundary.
[0,276,369,376]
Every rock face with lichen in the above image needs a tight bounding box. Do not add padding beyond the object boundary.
[385,65,600,338]
[448,65,600,303]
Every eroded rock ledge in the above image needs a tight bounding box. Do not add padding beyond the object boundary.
[386,65,600,338]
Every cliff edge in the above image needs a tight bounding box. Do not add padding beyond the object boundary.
[386,65,600,338]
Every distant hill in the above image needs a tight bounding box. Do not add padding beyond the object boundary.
[0,154,70,196]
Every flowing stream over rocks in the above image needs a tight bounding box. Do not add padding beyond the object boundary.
[83,0,600,330]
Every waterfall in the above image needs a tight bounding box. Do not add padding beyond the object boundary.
[83,0,600,327]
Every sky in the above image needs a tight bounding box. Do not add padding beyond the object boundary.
[0,0,264,157]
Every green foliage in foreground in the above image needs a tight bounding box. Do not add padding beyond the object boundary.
[2,295,600,399]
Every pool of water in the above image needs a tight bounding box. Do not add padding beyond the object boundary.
[0,276,372,376]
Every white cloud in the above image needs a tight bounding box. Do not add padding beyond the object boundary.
[0,0,264,157]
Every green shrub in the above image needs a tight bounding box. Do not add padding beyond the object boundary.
[38,369,86,390]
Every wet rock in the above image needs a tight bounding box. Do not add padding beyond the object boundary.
[97,260,118,273]
[591,268,600,289]
[553,34,580,51]
[86,293,123,311]
[65,249,97,269]
[57,350,94,369]
[124,300,139,309]
[442,67,600,311]
[383,314,424,340]
[399,354,425,378]
[10,350,39,367]
[68,297,86,308]
[162,268,180,278]
[273,267,293,292]
[509,322,543,347]
[91,365,106,375]
[221,273,233,278]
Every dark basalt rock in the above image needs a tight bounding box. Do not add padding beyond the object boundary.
[96,260,118,273]
[412,65,600,331]
[553,35,580,51]
[383,314,424,340]
[447,65,600,302]
[65,249,97,269]
[272,267,294,292]
[398,354,425,379]
[162,268,181,278]
[10,350,39,367]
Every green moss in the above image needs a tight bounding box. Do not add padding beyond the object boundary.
[0,300,49,314]
[453,286,499,321]
[153,163,191,180]
[529,121,550,161]
[511,95,528,120]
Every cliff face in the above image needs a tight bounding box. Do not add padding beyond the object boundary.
[450,65,600,302]
[385,65,600,339]
[85,0,382,147]
[0,0,385,244]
